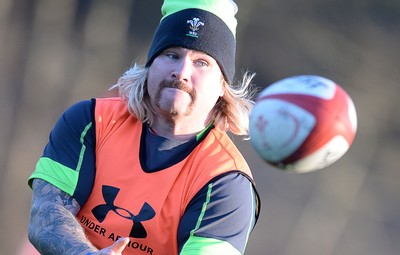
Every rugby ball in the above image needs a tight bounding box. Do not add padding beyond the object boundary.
[249,75,357,173]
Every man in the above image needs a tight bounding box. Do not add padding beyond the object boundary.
[28,0,260,254]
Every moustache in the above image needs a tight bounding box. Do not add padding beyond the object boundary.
[160,80,196,99]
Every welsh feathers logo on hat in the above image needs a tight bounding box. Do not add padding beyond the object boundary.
[186,17,205,38]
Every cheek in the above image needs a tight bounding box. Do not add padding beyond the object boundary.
[146,69,161,98]
[202,78,223,98]
[197,84,223,107]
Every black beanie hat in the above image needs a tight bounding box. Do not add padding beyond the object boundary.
[146,0,238,84]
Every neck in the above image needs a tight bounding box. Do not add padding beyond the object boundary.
[150,116,212,141]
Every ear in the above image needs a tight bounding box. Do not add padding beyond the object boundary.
[219,79,226,97]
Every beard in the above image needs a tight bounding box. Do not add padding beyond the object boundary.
[154,79,197,117]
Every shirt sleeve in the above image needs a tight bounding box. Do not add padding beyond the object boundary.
[178,172,259,255]
[28,99,97,206]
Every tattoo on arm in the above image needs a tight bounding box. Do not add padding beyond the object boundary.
[28,179,97,255]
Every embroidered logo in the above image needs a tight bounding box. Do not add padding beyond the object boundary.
[186,17,204,38]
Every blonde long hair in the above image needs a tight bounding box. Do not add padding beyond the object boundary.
[111,64,256,137]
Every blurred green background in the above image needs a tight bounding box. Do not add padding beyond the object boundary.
[1,0,400,254]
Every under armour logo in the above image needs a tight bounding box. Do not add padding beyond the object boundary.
[91,185,156,238]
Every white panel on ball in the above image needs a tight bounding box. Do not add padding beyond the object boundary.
[249,99,316,162]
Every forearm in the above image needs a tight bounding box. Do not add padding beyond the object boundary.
[28,179,97,255]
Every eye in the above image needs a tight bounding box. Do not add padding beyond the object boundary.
[161,49,179,60]
[193,59,208,67]
[166,52,179,60]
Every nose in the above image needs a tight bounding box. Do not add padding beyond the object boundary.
[171,58,192,82]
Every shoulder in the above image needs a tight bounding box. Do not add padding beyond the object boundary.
[178,172,259,254]
[63,99,94,118]
[94,97,142,146]
[198,172,258,219]
[210,172,256,198]
[201,128,252,178]
[93,97,135,123]
[94,97,126,113]
[184,172,257,220]
[51,99,95,138]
